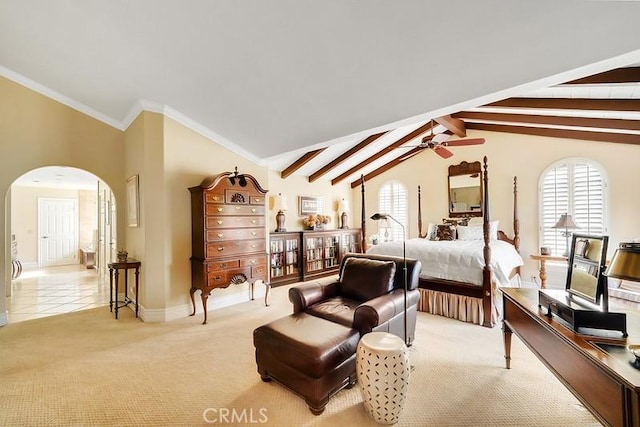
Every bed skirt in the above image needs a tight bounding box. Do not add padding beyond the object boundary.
[417,275,521,326]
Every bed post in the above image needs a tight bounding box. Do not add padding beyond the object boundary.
[482,156,493,327]
[417,185,426,238]
[513,176,520,252]
[360,174,367,253]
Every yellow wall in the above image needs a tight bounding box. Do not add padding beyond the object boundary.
[356,130,640,284]
[0,76,124,320]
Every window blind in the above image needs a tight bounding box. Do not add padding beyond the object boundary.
[540,160,606,256]
[377,181,407,242]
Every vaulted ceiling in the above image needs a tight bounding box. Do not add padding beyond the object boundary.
[275,67,640,188]
[2,1,640,186]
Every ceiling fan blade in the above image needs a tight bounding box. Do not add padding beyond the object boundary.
[433,146,454,159]
[432,133,451,144]
[444,137,485,147]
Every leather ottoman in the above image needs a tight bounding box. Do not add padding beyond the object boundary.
[253,312,359,415]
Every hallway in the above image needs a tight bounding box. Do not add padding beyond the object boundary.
[7,264,109,323]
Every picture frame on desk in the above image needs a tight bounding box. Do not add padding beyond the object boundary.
[127,174,139,227]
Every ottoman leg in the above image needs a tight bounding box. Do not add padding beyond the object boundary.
[306,399,327,416]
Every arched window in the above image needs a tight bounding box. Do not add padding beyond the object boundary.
[377,181,408,242]
[539,158,607,256]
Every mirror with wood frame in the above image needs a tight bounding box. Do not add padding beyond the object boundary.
[566,233,609,305]
[448,160,482,218]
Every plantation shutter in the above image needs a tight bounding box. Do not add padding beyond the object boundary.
[377,181,408,242]
[540,160,606,257]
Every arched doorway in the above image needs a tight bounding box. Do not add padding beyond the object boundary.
[7,166,117,323]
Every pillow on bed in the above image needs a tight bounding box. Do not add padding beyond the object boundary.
[435,224,456,241]
[456,221,500,241]
[425,223,438,240]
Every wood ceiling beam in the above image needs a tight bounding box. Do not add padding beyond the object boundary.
[486,98,640,111]
[349,147,425,189]
[331,121,434,185]
[465,122,640,146]
[434,115,466,137]
[280,148,326,179]
[563,67,640,85]
[454,111,640,131]
[308,131,387,183]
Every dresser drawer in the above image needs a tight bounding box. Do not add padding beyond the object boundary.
[206,260,240,271]
[206,204,264,216]
[206,216,265,229]
[206,228,265,242]
[205,193,224,203]
[206,239,266,258]
[206,266,251,288]
[240,255,267,267]
[251,263,268,279]
[250,196,265,205]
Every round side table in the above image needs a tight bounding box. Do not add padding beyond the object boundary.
[356,332,410,424]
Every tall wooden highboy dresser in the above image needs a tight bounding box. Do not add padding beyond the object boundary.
[189,169,269,324]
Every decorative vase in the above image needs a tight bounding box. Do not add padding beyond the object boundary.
[117,251,128,262]
[357,332,410,424]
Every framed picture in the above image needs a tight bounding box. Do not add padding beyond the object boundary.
[126,174,139,227]
[299,196,324,216]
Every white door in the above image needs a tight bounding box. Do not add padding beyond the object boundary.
[38,198,79,267]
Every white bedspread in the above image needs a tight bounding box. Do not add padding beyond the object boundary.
[366,238,524,286]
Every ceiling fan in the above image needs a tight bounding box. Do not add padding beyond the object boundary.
[400,120,485,160]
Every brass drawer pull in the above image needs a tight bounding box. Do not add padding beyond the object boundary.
[219,263,228,268]
[250,259,256,264]
[217,207,224,212]
[213,275,222,281]
[217,247,224,252]
[236,206,241,210]
[217,220,223,225]
[217,233,224,238]
[251,244,257,248]
[251,231,257,236]
[251,220,257,224]
[251,208,256,213]
[255,198,261,203]
[212,196,220,201]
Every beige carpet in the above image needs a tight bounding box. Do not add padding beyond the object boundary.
[0,284,601,426]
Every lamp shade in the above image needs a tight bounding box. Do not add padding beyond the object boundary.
[552,213,580,230]
[274,194,288,212]
[338,198,350,213]
[605,244,640,282]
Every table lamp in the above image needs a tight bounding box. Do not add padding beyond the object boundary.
[604,242,640,369]
[338,198,350,229]
[273,193,288,232]
[552,213,580,256]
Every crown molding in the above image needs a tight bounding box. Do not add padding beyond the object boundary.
[1,66,265,165]
[0,65,124,130]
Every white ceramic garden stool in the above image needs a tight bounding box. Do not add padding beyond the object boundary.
[356,332,410,424]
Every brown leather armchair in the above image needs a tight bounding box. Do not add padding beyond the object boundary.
[289,253,422,345]
[254,253,421,415]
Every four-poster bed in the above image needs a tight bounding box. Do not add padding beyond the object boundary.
[361,156,522,327]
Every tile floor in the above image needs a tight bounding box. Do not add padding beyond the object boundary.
[7,264,109,323]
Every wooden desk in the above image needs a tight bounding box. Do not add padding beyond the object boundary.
[108,259,141,319]
[530,254,567,288]
[502,288,640,427]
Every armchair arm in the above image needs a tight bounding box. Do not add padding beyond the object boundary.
[353,289,406,334]
[288,279,340,313]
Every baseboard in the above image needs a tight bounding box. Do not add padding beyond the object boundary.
[0,310,7,327]
[20,261,39,270]
[136,283,268,323]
